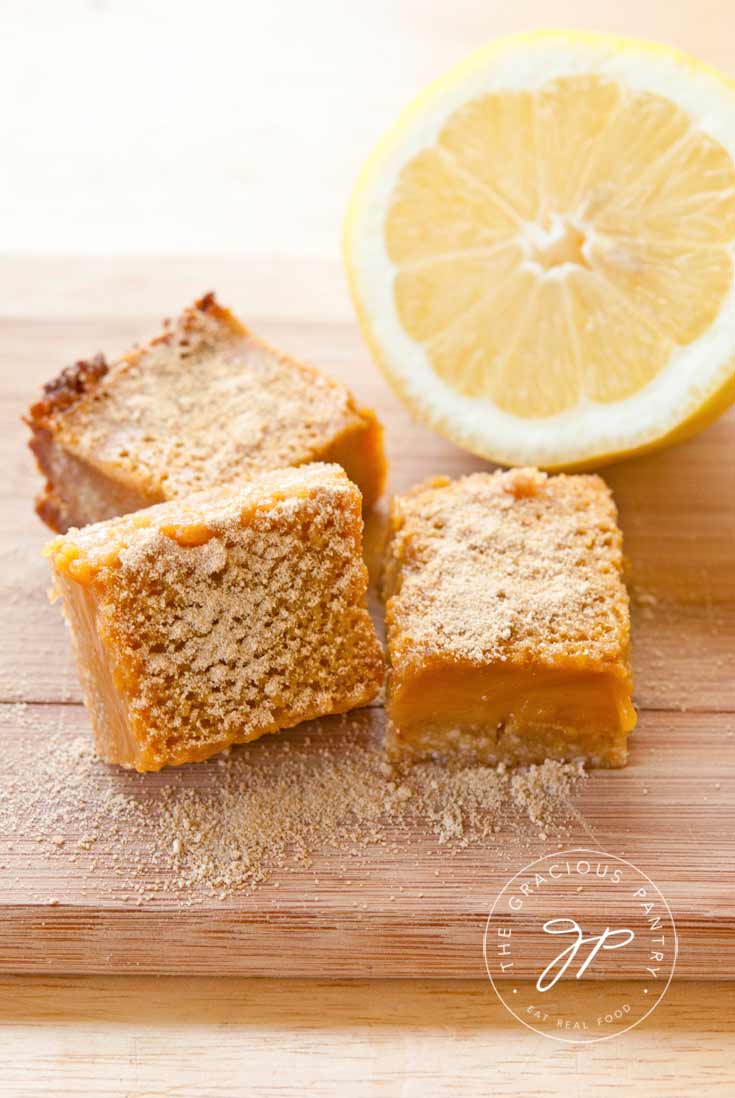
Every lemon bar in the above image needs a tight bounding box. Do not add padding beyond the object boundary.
[27,293,386,532]
[382,468,636,767]
[46,464,384,771]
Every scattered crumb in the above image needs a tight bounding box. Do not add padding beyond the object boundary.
[0,711,588,901]
[631,587,659,621]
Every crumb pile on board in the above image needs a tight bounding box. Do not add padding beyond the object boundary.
[0,707,587,901]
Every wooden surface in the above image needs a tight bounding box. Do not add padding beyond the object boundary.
[0,283,733,978]
[2,0,735,1090]
[1,976,734,1097]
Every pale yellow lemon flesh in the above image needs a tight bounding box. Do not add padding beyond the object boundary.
[345,34,735,469]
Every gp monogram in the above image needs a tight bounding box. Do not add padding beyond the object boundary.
[484,849,677,1044]
[534,919,636,991]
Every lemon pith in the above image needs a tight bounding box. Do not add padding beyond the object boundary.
[344,31,735,469]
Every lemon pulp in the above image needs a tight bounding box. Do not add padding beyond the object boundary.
[388,75,735,420]
[345,34,735,468]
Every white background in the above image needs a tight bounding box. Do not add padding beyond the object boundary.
[3,0,732,266]
[3,0,732,323]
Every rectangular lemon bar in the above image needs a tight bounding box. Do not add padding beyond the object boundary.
[382,468,636,767]
[46,464,384,771]
[27,293,386,532]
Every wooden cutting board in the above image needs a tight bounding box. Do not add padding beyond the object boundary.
[1,274,733,977]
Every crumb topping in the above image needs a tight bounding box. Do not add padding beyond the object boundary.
[26,354,109,423]
[48,464,384,769]
[47,463,348,582]
[383,467,631,672]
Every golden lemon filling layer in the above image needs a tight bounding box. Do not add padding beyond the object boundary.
[388,664,636,768]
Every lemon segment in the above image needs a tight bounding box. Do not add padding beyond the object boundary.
[344,31,735,468]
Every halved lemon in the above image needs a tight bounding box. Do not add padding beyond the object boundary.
[344,31,735,469]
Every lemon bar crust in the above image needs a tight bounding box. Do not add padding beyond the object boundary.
[382,467,636,767]
[47,463,384,771]
[27,293,386,532]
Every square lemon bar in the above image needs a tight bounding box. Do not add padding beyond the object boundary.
[27,293,385,532]
[382,468,636,767]
[46,464,384,771]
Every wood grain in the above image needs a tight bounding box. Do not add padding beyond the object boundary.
[2,976,734,1097]
[0,282,733,978]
